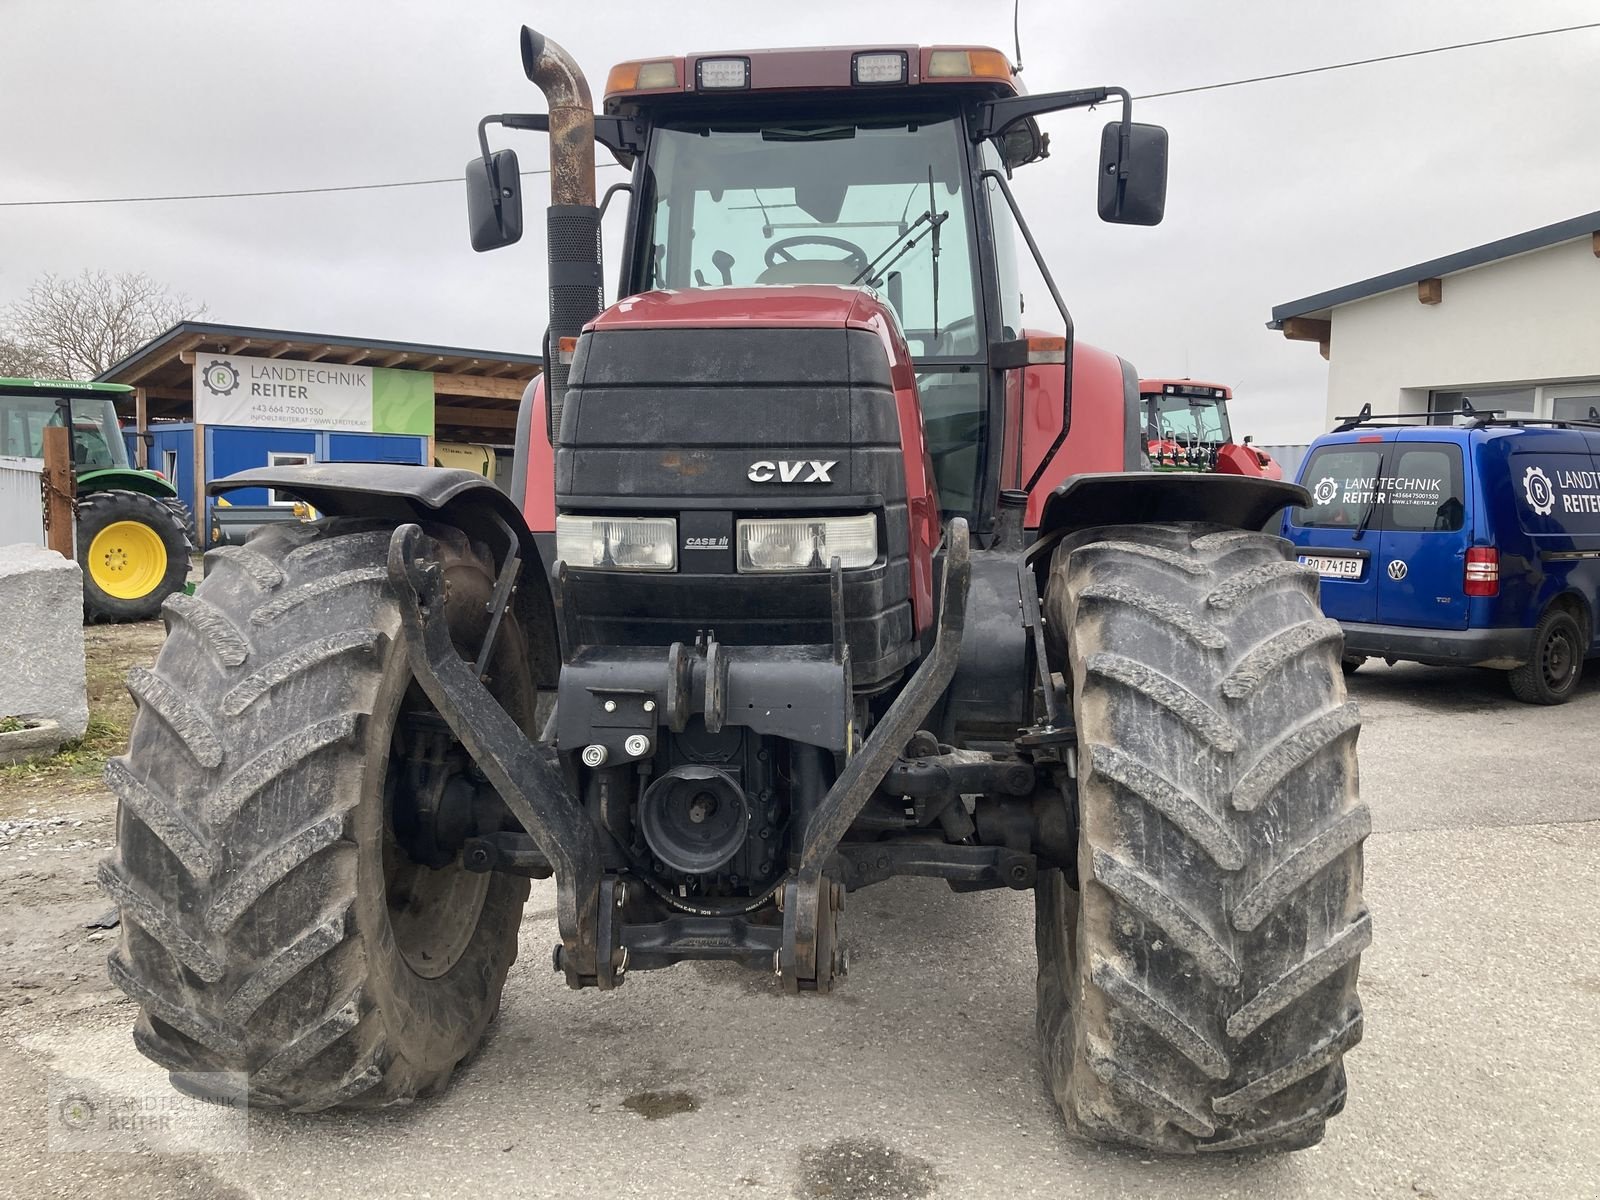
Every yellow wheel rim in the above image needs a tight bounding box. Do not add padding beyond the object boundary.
[87,520,168,600]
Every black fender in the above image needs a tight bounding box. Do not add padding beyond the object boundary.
[1029,472,1310,596]
[1037,471,1308,541]
[209,463,558,686]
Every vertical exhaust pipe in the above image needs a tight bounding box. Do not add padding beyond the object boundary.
[521,26,602,435]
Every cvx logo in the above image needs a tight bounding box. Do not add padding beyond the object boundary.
[748,459,836,484]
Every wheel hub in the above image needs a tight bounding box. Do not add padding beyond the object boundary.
[87,519,168,599]
[1545,630,1575,687]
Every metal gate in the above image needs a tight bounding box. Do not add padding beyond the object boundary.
[0,456,47,548]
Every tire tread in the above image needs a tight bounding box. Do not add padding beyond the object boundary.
[1037,522,1369,1154]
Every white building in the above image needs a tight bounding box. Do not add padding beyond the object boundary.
[1270,210,1600,429]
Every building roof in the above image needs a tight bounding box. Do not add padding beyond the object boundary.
[95,321,543,437]
[1269,209,1600,328]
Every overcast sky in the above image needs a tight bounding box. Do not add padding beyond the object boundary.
[3,0,1598,443]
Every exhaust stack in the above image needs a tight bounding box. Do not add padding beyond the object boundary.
[521,26,602,433]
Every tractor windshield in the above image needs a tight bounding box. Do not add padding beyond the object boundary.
[642,119,978,352]
[1148,394,1233,445]
[641,117,984,510]
[0,394,130,468]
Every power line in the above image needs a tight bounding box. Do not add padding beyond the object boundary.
[4,19,1596,209]
[1,174,471,207]
[1133,19,1600,102]
[0,164,626,209]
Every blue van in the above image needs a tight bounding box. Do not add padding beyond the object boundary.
[1282,406,1600,704]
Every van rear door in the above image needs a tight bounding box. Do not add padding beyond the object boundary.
[1285,439,1385,623]
[1374,437,1470,630]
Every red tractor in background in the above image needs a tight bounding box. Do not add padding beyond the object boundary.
[1142,378,1282,478]
[105,28,1368,1156]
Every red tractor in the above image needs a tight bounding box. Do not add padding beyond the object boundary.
[104,29,1368,1155]
[1142,378,1282,478]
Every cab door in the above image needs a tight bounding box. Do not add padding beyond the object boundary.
[1374,438,1470,630]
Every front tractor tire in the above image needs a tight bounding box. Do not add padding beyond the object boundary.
[77,489,191,623]
[102,519,532,1110]
[1037,524,1369,1153]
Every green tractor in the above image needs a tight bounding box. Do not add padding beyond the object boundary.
[0,378,193,621]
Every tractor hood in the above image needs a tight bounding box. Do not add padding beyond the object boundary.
[588,285,906,335]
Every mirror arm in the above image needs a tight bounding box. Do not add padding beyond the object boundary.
[477,113,550,162]
[1105,86,1133,182]
[977,85,1131,139]
[593,116,644,158]
[979,168,1076,494]
[476,112,642,192]
[476,114,552,224]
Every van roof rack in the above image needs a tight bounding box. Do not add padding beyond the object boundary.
[1332,400,1600,435]
[1471,414,1600,432]
[1331,399,1501,432]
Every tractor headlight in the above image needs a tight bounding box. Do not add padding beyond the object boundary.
[736,514,877,573]
[556,515,677,571]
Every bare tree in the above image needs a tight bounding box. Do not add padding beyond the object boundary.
[0,270,205,380]
[0,334,58,379]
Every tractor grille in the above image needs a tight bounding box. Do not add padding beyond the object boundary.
[555,326,916,685]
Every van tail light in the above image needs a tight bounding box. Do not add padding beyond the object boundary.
[1464,546,1499,597]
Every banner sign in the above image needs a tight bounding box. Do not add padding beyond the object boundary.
[194,354,433,435]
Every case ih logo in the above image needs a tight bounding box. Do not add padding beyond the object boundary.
[683,536,729,550]
[747,459,836,484]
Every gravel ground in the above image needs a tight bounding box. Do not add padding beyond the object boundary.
[0,653,1595,1199]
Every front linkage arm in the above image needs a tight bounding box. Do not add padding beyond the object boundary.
[387,524,611,989]
[780,519,973,994]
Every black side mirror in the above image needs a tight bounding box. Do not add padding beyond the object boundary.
[1098,121,1168,226]
[466,148,524,252]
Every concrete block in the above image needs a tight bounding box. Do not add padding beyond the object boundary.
[0,545,88,740]
[0,718,67,765]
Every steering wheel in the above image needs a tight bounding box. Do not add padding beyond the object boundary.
[764,234,871,275]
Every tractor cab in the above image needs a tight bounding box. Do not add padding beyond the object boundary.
[0,377,133,469]
[1140,378,1282,478]
[469,40,1169,534]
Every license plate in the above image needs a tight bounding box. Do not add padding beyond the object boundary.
[1299,554,1363,580]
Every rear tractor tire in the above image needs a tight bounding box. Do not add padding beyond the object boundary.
[102,518,533,1110]
[1037,523,1369,1153]
[77,489,191,623]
